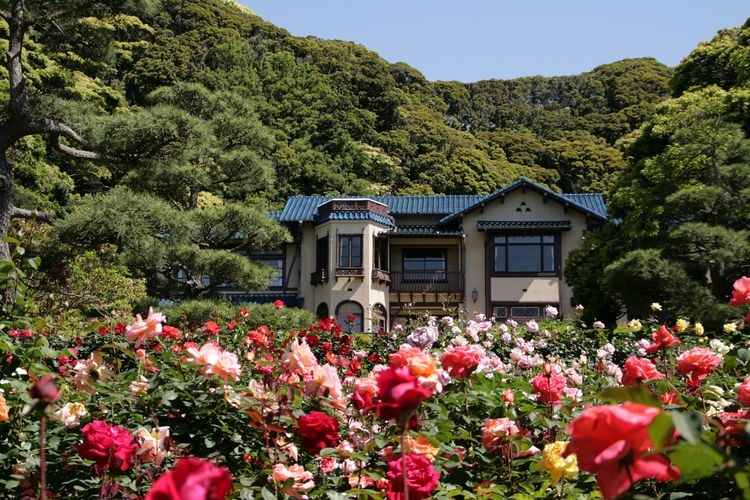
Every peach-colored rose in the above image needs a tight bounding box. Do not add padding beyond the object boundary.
[73,352,108,395]
[134,426,170,466]
[284,339,319,373]
[271,463,315,499]
[481,417,520,452]
[407,353,438,378]
[186,343,241,381]
[0,394,8,422]
[403,435,440,461]
[307,363,343,401]
[125,308,165,347]
[388,345,425,369]
[53,402,87,428]
[348,474,375,489]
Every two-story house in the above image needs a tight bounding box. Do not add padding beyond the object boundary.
[224,178,607,331]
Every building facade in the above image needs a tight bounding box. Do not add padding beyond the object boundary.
[227,178,607,331]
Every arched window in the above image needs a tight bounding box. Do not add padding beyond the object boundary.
[372,303,387,332]
[316,302,329,319]
[336,301,363,333]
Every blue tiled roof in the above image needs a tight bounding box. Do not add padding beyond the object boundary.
[316,212,395,226]
[277,179,607,223]
[267,210,282,220]
[387,225,464,236]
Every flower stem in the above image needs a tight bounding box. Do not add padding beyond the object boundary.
[39,415,46,500]
[400,431,410,500]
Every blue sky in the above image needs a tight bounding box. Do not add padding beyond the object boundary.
[240,1,749,82]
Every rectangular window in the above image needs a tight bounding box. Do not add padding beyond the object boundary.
[338,235,363,268]
[402,248,447,281]
[493,235,556,274]
[373,237,388,270]
[251,252,285,288]
[316,236,329,272]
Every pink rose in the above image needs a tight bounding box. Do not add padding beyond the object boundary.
[677,347,722,386]
[376,367,432,424]
[146,457,232,500]
[729,276,750,307]
[441,345,484,380]
[126,307,165,347]
[621,356,664,386]
[385,454,440,500]
[738,377,750,406]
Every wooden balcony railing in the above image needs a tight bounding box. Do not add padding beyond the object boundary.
[389,271,464,293]
[310,269,328,285]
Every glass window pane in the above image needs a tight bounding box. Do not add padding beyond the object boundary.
[542,235,554,243]
[339,237,349,267]
[351,237,362,266]
[494,246,506,272]
[543,245,555,272]
[508,245,541,272]
[511,306,540,318]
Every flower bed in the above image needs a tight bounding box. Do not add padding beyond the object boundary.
[1,278,750,499]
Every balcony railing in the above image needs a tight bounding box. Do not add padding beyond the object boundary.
[335,267,365,278]
[372,268,391,284]
[389,271,464,293]
[310,269,328,285]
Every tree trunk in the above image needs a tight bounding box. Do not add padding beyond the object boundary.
[0,154,14,261]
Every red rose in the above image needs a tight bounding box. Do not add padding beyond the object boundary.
[29,374,60,405]
[646,325,680,354]
[146,457,233,500]
[306,333,320,348]
[530,372,567,404]
[376,367,432,423]
[441,345,483,380]
[564,403,679,499]
[161,325,181,340]
[297,411,340,455]
[385,454,440,500]
[274,299,285,309]
[729,276,750,307]
[621,356,664,386]
[77,420,138,475]
[203,321,221,335]
[676,347,722,386]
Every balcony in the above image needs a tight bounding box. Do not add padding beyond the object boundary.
[390,271,464,293]
[335,267,365,278]
[310,269,328,285]
[372,268,391,284]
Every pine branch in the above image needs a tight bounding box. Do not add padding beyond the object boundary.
[11,206,55,223]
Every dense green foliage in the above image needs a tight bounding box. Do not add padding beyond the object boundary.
[2,0,747,322]
[567,20,750,327]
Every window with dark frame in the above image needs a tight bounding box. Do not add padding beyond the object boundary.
[338,234,363,268]
[316,236,329,272]
[402,248,447,282]
[250,252,285,288]
[373,236,388,270]
[493,235,556,274]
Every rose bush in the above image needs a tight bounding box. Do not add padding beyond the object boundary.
[0,271,749,498]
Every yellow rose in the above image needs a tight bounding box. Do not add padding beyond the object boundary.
[724,322,738,334]
[674,319,689,332]
[694,322,704,336]
[628,319,643,332]
[540,441,578,485]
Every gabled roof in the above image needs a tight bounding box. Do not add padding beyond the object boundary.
[275,179,607,223]
[438,178,607,224]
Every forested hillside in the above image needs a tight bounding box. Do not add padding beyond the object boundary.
[0,0,746,323]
